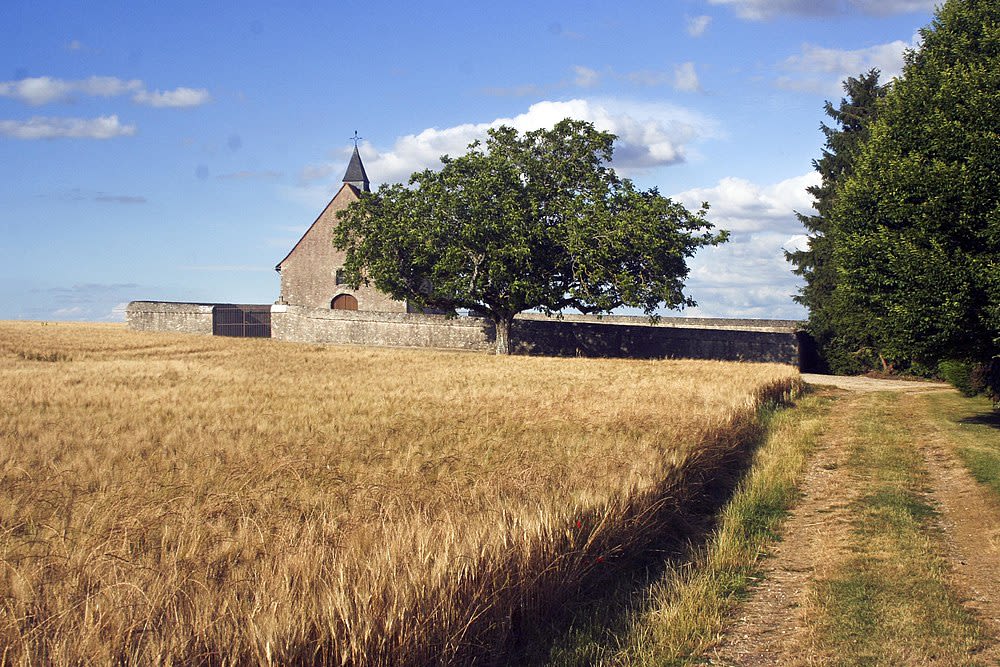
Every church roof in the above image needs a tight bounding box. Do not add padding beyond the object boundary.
[343,145,370,192]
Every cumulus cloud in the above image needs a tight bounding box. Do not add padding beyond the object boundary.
[674,62,702,92]
[686,15,712,37]
[777,35,918,94]
[298,98,718,193]
[708,0,936,20]
[682,229,808,319]
[132,87,211,108]
[0,75,210,108]
[0,115,136,140]
[669,172,817,319]
[674,172,819,234]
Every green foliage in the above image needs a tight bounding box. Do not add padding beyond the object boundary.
[828,0,1000,373]
[938,359,979,396]
[787,70,887,373]
[334,119,725,353]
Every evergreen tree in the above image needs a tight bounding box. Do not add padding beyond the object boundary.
[787,69,886,373]
[829,0,1000,381]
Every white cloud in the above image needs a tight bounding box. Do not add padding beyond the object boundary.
[669,172,819,318]
[686,15,712,37]
[0,75,210,108]
[777,35,918,94]
[132,87,211,108]
[298,98,718,195]
[573,66,601,88]
[0,76,142,105]
[683,230,809,319]
[673,172,819,234]
[0,115,136,140]
[708,0,936,20]
[674,62,701,92]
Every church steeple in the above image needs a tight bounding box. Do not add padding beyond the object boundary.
[343,143,370,192]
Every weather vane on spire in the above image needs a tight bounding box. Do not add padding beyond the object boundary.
[349,130,362,147]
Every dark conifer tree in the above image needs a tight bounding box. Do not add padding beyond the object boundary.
[787,69,887,372]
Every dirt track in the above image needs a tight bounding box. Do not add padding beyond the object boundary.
[800,373,951,393]
[710,379,1000,665]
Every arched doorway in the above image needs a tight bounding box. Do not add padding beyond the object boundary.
[331,294,358,310]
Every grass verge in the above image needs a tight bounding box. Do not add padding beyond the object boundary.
[540,391,831,665]
[924,392,1000,501]
[807,393,983,665]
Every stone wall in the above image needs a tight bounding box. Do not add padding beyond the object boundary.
[126,301,214,335]
[511,316,801,365]
[128,302,806,366]
[271,305,493,350]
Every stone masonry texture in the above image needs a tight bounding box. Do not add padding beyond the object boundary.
[275,184,408,313]
[129,302,805,366]
[126,301,214,335]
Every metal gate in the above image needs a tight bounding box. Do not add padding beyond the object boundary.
[212,305,272,338]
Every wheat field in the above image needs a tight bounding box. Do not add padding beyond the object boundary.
[0,321,798,665]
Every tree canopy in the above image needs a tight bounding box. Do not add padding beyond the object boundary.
[334,119,726,354]
[787,69,887,373]
[827,0,1000,377]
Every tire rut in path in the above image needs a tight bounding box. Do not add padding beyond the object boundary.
[708,390,861,666]
[903,395,1000,663]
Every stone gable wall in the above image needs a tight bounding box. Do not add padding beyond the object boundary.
[276,185,408,312]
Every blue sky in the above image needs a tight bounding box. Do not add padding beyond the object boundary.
[0,0,938,321]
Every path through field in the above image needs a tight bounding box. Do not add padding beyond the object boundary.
[710,377,1000,666]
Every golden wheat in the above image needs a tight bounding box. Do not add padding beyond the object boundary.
[0,321,798,665]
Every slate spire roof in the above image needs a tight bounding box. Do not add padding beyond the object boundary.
[343,144,370,192]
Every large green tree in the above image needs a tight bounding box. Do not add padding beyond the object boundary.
[787,69,887,373]
[334,119,726,354]
[829,0,1000,375]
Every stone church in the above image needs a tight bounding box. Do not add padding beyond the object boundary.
[275,146,418,312]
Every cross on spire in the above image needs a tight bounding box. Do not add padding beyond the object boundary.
[342,132,370,192]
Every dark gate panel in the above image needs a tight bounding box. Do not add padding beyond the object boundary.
[212,305,272,338]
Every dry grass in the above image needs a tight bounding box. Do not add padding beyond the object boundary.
[0,321,798,665]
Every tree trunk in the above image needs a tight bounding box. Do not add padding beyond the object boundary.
[494,315,513,355]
